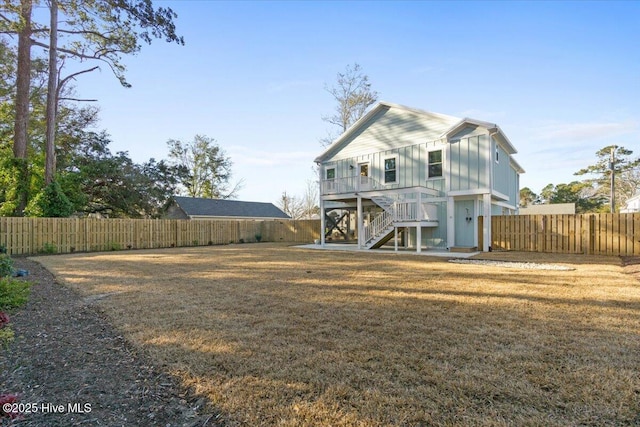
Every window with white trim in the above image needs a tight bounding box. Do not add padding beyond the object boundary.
[428,149,443,178]
[326,168,335,180]
[384,157,397,183]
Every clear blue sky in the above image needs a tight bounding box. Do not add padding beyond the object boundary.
[71,0,639,204]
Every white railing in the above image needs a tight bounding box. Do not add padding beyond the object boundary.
[395,202,417,221]
[363,210,394,244]
[421,203,438,221]
[364,203,439,246]
[322,176,380,195]
[392,201,438,222]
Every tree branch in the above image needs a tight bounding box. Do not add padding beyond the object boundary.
[0,12,13,25]
[58,97,98,102]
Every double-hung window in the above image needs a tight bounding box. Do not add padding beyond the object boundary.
[384,157,397,184]
[428,149,443,178]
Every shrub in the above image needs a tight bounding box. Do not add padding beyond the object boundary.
[0,327,14,348]
[41,242,57,254]
[0,278,31,310]
[255,233,262,242]
[0,394,20,418]
[0,312,8,328]
[24,180,74,218]
[0,254,13,278]
[0,312,14,348]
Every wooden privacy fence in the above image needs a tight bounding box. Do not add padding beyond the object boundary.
[486,213,640,256]
[0,217,321,256]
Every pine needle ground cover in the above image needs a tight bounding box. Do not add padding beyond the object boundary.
[34,244,640,426]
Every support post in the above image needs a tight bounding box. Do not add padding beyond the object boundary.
[318,164,325,247]
[394,227,398,252]
[447,197,455,250]
[416,225,422,253]
[320,199,325,247]
[357,195,363,249]
[483,193,491,252]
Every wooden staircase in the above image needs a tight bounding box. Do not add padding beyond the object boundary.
[363,196,439,250]
[364,196,396,249]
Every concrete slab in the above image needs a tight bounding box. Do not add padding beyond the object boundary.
[295,243,479,259]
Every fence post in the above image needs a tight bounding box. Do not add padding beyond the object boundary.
[583,214,594,255]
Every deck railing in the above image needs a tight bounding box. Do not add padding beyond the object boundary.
[322,176,380,195]
[363,202,439,245]
[363,210,394,245]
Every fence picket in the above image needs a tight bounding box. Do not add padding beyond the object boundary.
[0,218,320,255]
[491,213,640,256]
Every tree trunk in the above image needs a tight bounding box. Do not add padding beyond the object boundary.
[13,0,33,215]
[45,0,59,186]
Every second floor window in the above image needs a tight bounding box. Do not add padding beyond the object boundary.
[326,168,335,180]
[428,150,443,178]
[384,157,397,183]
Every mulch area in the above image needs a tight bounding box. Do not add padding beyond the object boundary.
[0,258,222,426]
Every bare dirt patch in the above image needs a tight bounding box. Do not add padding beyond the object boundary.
[5,244,640,426]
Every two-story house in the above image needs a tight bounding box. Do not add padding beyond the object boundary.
[314,102,524,252]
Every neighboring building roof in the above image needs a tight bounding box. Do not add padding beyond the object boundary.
[314,101,524,174]
[519,203,576,215]
[171,196,290,219]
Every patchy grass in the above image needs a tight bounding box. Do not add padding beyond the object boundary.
[35,244,640,426]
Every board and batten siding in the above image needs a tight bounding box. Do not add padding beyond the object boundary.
[325,106,459,162]
[492,140,514,199]
[448,134,490,192]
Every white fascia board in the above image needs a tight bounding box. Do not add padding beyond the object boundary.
[491,190,510,201]
[510,157,525,174]
[490,126,517,155]
[448,189,491,197]
[442,119,518,155]
[493,200,517,210]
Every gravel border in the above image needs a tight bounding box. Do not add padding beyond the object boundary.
[448,259,575,270]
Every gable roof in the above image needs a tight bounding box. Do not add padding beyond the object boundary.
[315,102,521,172]
[440,118,517,155]
[172,196,290,219]
[314,101,460,163]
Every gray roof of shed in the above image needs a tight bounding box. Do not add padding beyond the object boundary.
[173,196,290,219]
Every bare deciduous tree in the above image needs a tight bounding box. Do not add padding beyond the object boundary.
[301,179,319,219]
[278,191,304,220]
[321,63,378,147]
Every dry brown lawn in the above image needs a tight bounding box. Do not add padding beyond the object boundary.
[34,243,640,426]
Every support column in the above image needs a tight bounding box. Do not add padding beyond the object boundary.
[320,198,326,247]
[446,196,455,250]
[416,225,422,253]
[483,193,491,252]
[357,195,363,249]
[394,227,398,252]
